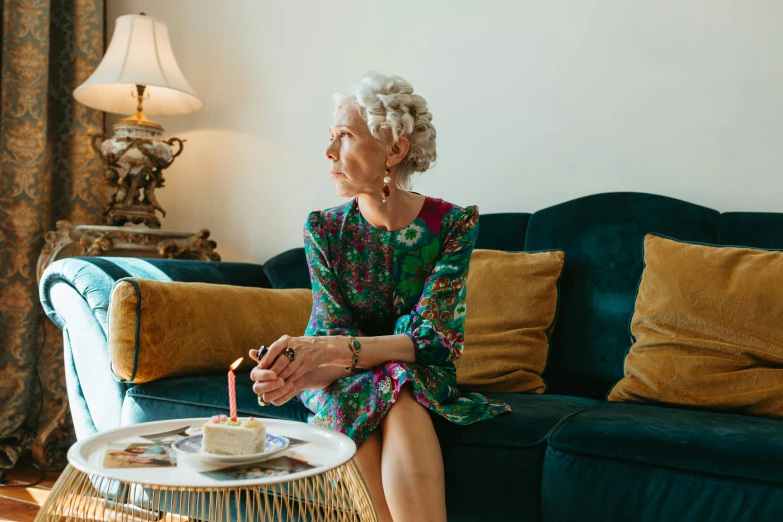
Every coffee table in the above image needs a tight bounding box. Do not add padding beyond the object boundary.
[34,418,377,521]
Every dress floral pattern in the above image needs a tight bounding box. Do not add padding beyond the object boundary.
[298,194,511,446]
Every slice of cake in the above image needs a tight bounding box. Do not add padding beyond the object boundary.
[201,415,266,455]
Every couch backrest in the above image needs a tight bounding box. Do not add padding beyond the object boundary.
[262,192,783,400]
[527,193,719,398]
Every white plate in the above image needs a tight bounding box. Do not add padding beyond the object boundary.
[172,434,290,465]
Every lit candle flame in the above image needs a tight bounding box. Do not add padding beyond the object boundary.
[230,357,243,371]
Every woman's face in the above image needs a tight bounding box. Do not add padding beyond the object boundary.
[325,104,389,198]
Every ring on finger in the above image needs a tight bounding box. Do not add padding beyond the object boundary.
[283,347,296,361]
[257,394,270,407]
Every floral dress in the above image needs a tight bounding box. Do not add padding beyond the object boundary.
[298,194,511,446]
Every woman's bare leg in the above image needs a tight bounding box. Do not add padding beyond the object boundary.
[381,387,447,522]
[353,428,393,522]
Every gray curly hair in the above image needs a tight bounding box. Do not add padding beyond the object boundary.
[333,72,437,190]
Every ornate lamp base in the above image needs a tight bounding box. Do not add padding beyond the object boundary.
[105,203,164,229]
[92,111,185,229]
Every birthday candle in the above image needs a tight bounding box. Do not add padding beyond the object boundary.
[228,357,243,421]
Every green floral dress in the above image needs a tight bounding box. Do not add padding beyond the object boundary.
[298,194,511,446]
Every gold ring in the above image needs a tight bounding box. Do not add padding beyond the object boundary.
[257,394,270,407]
[284,347,296,361]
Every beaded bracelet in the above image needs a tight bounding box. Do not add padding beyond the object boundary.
[344,336,362,373]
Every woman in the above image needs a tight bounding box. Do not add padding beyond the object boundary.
[249,72,510,522]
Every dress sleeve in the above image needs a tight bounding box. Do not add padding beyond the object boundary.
[393,205,479,367]
[303,211,364,337]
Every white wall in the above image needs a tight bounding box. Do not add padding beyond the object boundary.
[106,0,783,263]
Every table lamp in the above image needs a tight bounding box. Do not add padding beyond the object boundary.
[74,12,204,228]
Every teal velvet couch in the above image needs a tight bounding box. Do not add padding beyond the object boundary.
[39,192,783,522]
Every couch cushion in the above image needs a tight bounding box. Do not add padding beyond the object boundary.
[524,192,719,399]
[122,372,311,425]
[435,393,596,522]
[543,402,783,522]
[548,402,783,486]
[123,375,596,522]
[436,392,596,447]
[542,444,783,522]
[125,376,595,448]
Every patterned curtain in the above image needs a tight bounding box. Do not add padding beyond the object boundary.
[0,0,104,471]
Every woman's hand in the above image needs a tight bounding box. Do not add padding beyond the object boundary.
[249,336,335,406]
[249,348,289,404]
[267,365,346,406]
[258,335,333,383]
[250,341,349,406]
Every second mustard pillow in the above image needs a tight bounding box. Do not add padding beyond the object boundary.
[456,249,565,393]
[608,234,783,417]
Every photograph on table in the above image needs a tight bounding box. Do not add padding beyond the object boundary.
[103,442,177,468]
[202,456,317,481]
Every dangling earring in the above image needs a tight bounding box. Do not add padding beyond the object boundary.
[381,167,391,203]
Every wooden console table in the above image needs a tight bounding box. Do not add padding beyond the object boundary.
[37,220,221,284]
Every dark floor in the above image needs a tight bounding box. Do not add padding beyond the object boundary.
[0,457,60,522]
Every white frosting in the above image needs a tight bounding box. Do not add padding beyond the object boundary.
[201,417,266,455]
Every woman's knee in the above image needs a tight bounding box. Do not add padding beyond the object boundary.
[383,386,429,430]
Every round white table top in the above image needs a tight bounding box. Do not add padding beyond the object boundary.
[67,417,356,488]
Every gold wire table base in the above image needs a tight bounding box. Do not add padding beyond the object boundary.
[35,460,377,522]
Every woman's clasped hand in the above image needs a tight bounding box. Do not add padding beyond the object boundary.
[249,335,332,406]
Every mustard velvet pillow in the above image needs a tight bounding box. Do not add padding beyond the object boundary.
[455,249,565,393]
[108,278,313,383]
[608,234,783,416]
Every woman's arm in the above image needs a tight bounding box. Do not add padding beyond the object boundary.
[255,335,414,406]
[321,334,415,368]
[258,333,414,385]
[391,205,478,366]
[252,210,371,403]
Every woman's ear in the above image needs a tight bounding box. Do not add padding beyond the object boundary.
[388,136,410,167]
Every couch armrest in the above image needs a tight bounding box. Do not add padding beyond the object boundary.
[38,257,269,437]
[40,257,270,331]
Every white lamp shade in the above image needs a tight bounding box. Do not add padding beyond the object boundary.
[74,14,204,116]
